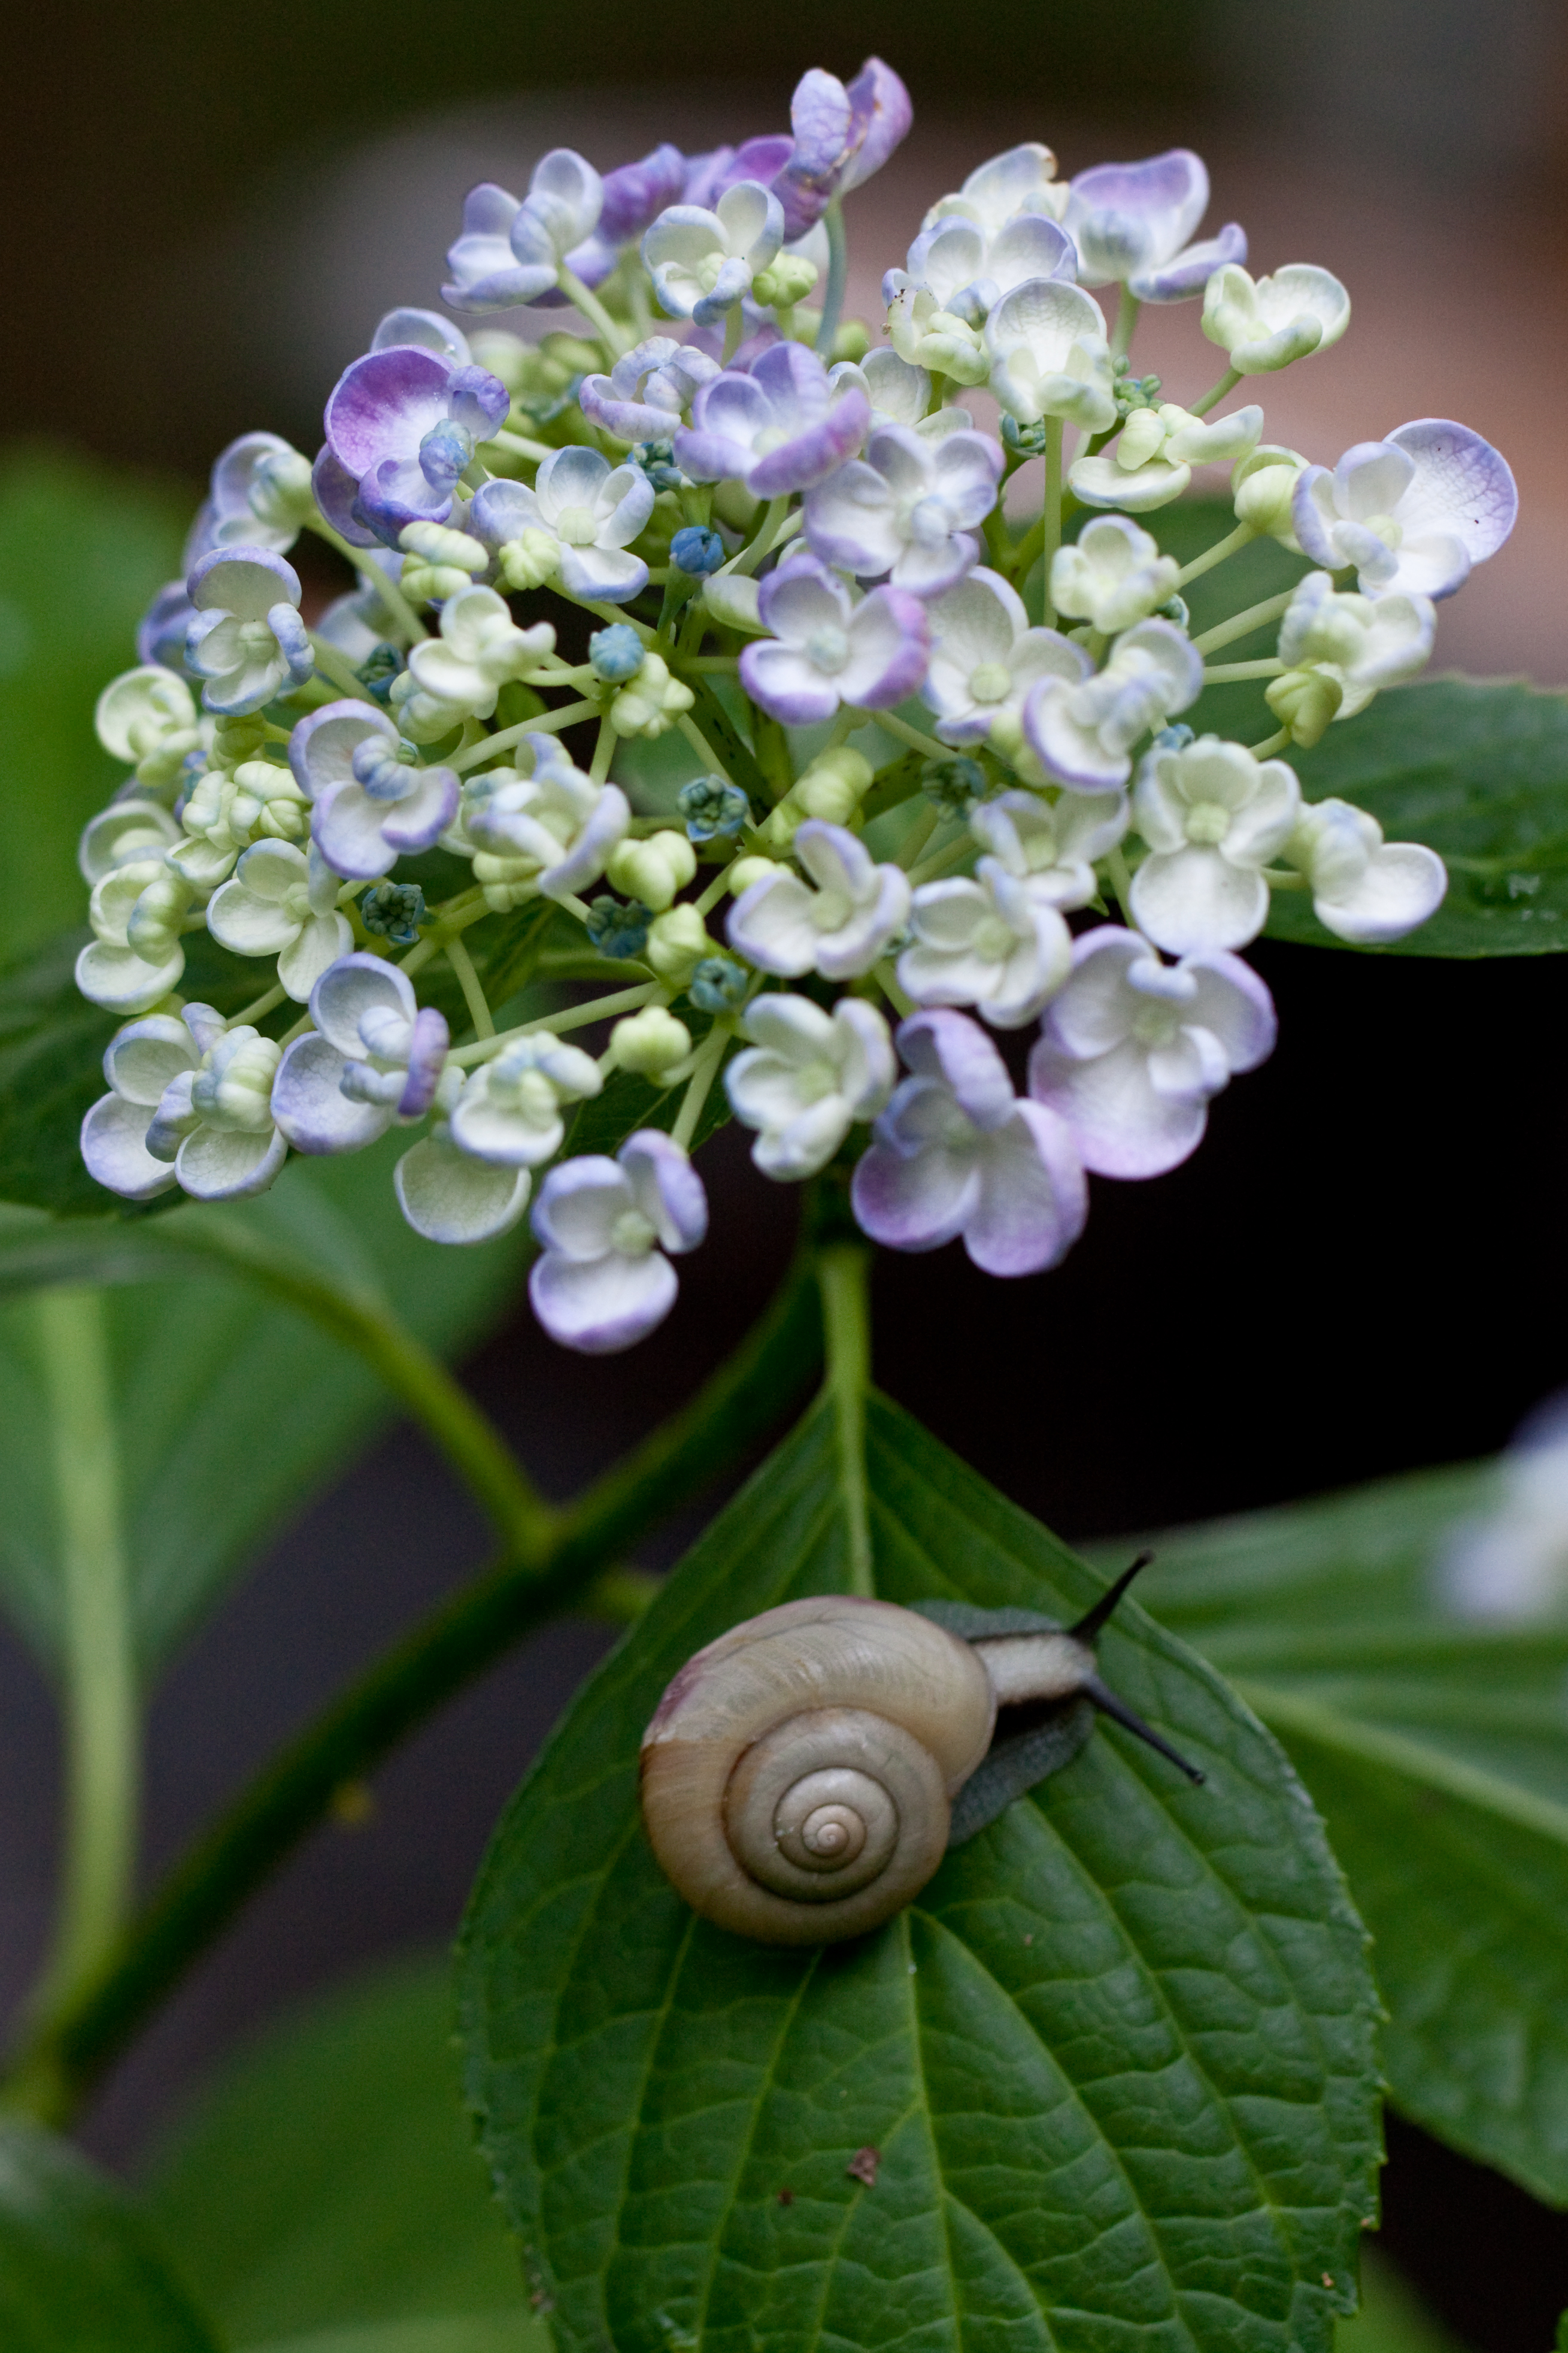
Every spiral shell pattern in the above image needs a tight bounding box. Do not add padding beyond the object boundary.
[639,1595,996,1944]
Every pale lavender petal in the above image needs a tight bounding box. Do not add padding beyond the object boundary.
[835,586,931,707]
[1182,953,1276,1069]
[1130,847,1270,955]
[852,1115,981,1252]
[395,1136,531,1243]
[1386,417,1519,566]
[1067,150,1209,286]
[382,765,459,852]
[399,1009,450,1118]
[311,952,416,1056]
[313,780,399,879]
[966,1100,1087,1274]
[739,640,842,725]
[272,1033,391,1153]
[530,1155,627,1258]
[529,1247,678,1353]
[1029,1031,1206,1178]
[289,700,396,800]
[755,552,849,641]
[599,144,689,244]
[751,384,870,498]
[898,1008,1015,1129]
[622,1128,708,1253]
[187,546,301,617]
[175,1123,289,1202]
[137,582,195,670]
[311,447,378,547]
[1131,222,1245,303]
[81,1094,178,1200]
[324,346,453,479]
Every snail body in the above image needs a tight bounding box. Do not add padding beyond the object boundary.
[639,1596,994,1945]
[640,1561,1202,1946]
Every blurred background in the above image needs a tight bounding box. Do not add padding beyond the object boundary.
[2,2,1567,2345]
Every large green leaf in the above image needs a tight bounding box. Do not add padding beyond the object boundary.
[0,1138,530,1682]
[1115,1461,1568,2204]
[1337,2249,1467,2352]
[244,2322,538,2353]
[0,446,187,955]
[456,1390,1380,2353]
[142,1955,544,2348]
[0,2115,218,2351]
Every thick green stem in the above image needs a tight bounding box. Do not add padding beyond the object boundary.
[814,200,848,355]
[1,1255,823,2125]
[1191,588,1296,657]
[444,934,494,1040]
[1110,287,1140,364]
[1173,521,1257,590]
[818,1243,874,1597]
[556,268,630,357]
[1188,365,1243,419]
[26,1291,138,2033]
[448,701,598,773]
[306,519,428,643]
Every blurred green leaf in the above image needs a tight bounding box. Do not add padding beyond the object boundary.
[457,1391,1379,2353]
[142,1955,542,2348]
[0,2115,218,2351]
[0,1136,530,1682]
[0,446,187,955]
[1117,1460,1568,2203]
[1337,2248,1468,2351]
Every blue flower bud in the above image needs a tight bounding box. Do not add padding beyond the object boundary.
[678,776,750,843]
[921,755,988,814]
[633,440,687,492]
[999,416,1049,459]
[688,955,749,1013]
[360,882,426,943]
[355,643,405,704]
[589,623,647,684]
[585,895,653,959]
[1153,723,1196,752]
[670,526,724,579]
[419,418,475,487]
[1157,594,1190,629]
[351,736,420,801]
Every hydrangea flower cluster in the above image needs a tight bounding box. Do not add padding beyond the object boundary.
[75,62,1517,1354]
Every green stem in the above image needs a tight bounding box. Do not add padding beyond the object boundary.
[818,1243,874,1596]
[1188,365,1243,419]
[1203,659,1284,682]
[1040,417,1064,628]
[2,1255,824,2125]
[677,712,737,788]
[448,701,599,774]
[1104,844,1138,926]
[1173,521,1258,590]
[721,306,744,365]
[670,1023,729,1150]
[448,982,663,1066]
[868,708,950,764]
[1191,588,1296,657]
[26,1291,138,2032]
[1248,726,1292,759]
[897,804,941,871]
[1110,287,1141,364]
[556,268,630,357]
[814,200,848,355]
[306,519,428,643]
[490,427,554,465]
[308,637,380,705]
[230,982,287,1028]
[718,498,796,581]
[444,934,494,1040]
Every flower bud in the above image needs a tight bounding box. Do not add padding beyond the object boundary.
[211,714,269,771]
[589,623,645,683]
[467,331,531,390]
[1116,407,1167,471]
[1232,446,1307,548]
[728,855,780,897]
[247,447,316,532]
[1266,665,1344,747]
[402,563,478,605]
[192,1028,282,1132]
[751,253,820,308]
[644,903,712,982]
[606,829,698,911]
[126,870,195,963]
[609,652,694,739]
[401,520,489,572]
[609,1005,693,1081]
[700,572,764,634]
[229,759,308,843]
[794,747,873,824]
[498,529,563,591]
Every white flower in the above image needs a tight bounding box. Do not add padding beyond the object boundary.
[899,860,1071,1028]
[885,290,991,388]
[827,348,975,442]
[1028,926,1276,1178]
[1201,263,1350,374]
[884,207,1076,326]
[184,549,314,716]
[77,856,187,1013]
[983,279,1115,431]
[405,587,556,722]
[969,787,1127,912]
[727,819,911,982]
[78,798,181,888]
[920,567,1086,747]
[726,995,896,1179]
[94,665,202,792]
[1276,571,1436,719]
[82,1003,287,1203]
[642,181,785,326]
[463,737,630,911]
[1050,516,1181,636]
[1129,735,1301,954]
[529,1132,708,1353]
[207,840,354,1000]
[441,148,604,311]
[1439,1399,1568,1622]
[1068,400,1262,513]
[1024,617,1202,792]
[393,1132,532,1246]
[921,143,1067,234]
[1291,421,1518,602]
[1282,798,1446,945]
[803,424,1003,598]
[470,448,655,605]
[448,1034,602,1166]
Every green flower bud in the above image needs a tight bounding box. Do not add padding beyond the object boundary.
[1266,665,1344,747]
[1232,446,1308,547]
[644,903,712,982]
[606,829,698,911]
[126,869,195,963]
[499,529,563,592]
[609,1005,693,1081]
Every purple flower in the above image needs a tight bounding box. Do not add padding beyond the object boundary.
[851,1010,1087,1276]
[371,307,472,365]
[138,580,195,671]
[184,431,313,564]
[469,446,654,602]
[642,180,785,327]
[1291,419,1518,602]
[185,548,313,716]
[739,554,930,724]
[805,424,1002,597]
[1063,150,1245,302]
[1024,617,1202,792]
[676,342,869,495]
[568,143,689,288]
[578,335,722,444]
[529,1131,708,1353]
[775,58,912,238]
[272,954,449,1155]
[441,149,604,311]
[1028,927,1275,1177]
[323,346,509,544]
[683,138,795,212]
[289,699,457,880]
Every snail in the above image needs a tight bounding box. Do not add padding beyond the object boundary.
[639,1554,1203,1945]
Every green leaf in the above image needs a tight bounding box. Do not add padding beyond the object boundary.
[456,1391,1380,2353]
[242,2321,541,2353]
[1114,1461,1568,2203]
[1268,679,1568,958]
[0,2115,218,2351]
[0,1134,530,1681]
[0,446,187,957]
[141,1955,543,2349]
[1337,2248,1468,2352]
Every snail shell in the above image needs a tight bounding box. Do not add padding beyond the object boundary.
[639,1595,996,1945]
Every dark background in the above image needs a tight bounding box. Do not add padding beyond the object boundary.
[3,4,1568,2345]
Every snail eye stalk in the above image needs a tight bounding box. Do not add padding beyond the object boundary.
[1067,1549,1156,1645]
[1069,1552,1206,1786]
